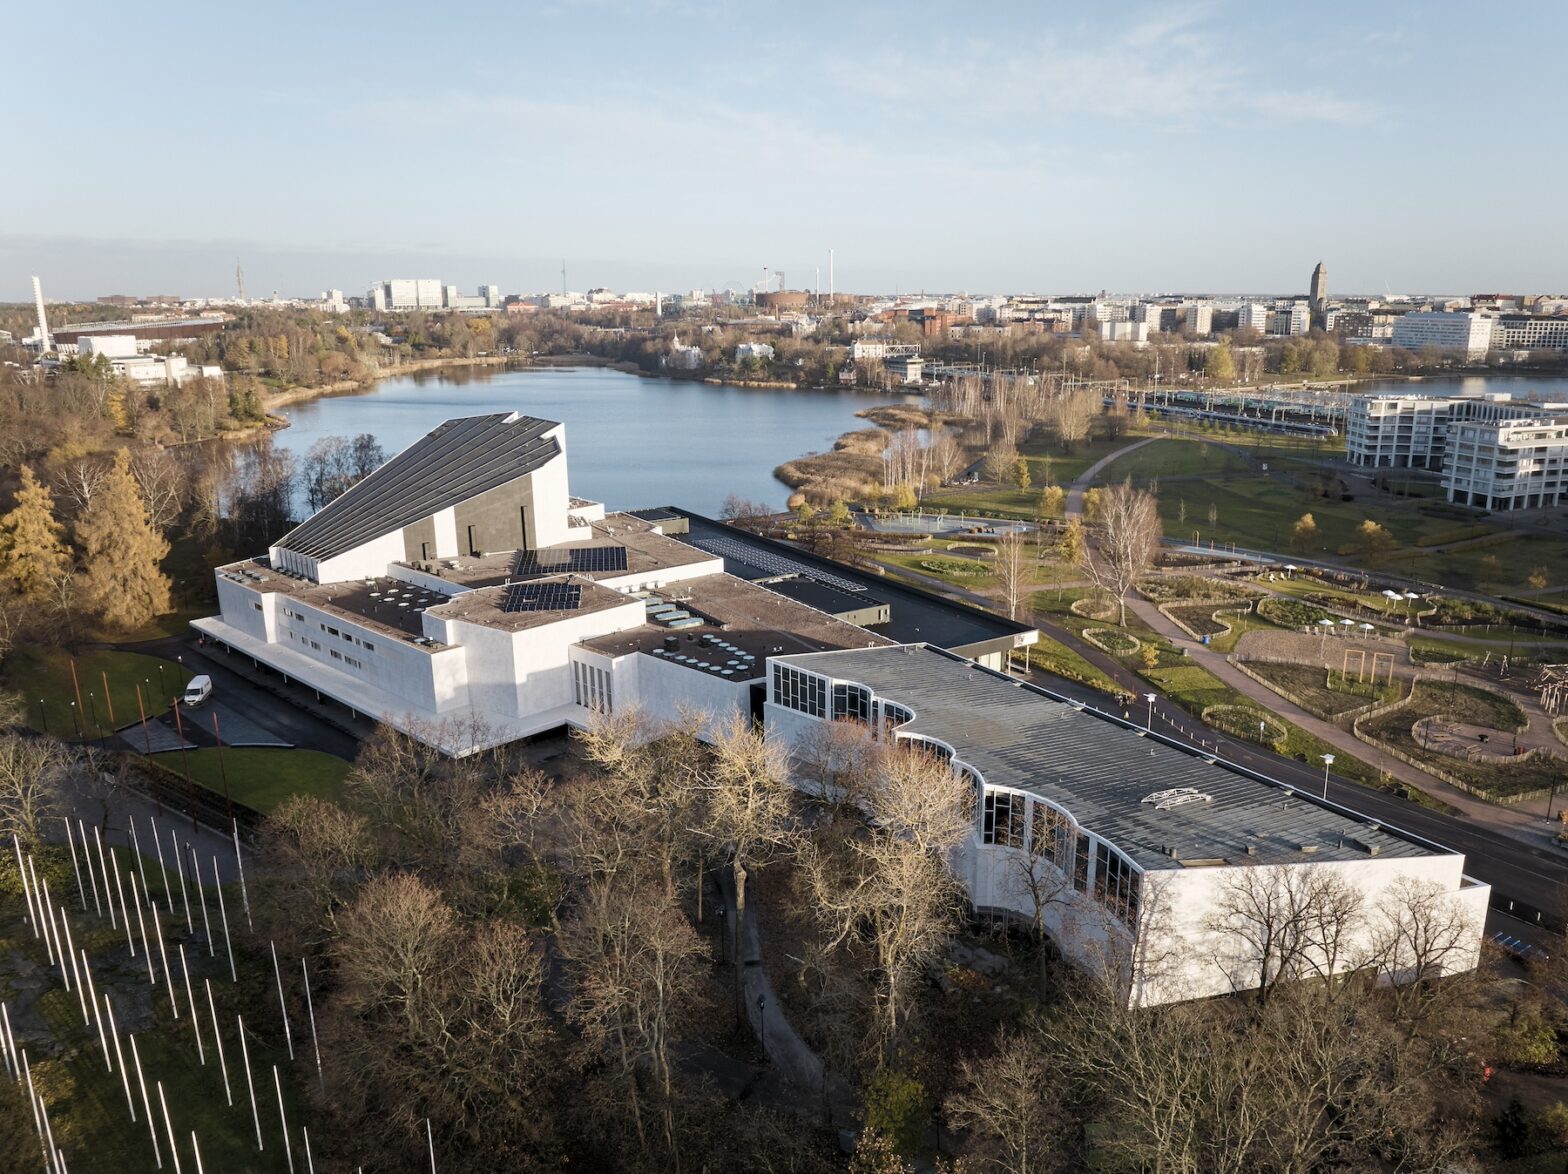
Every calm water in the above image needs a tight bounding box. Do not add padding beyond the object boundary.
[1354,374,1568,400]
[267,366,912,516]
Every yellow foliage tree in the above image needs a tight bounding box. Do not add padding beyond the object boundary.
[76,450,171,632]
[1290,512,1320,552]
[0,466,72,601]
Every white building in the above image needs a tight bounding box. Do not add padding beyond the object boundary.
[850,340,920,362]
[1346,393,1568,509]
[1098,320,1149,344]
[1494,315,1568,352]
[885,354,925,384]
[76,335,217,386]
[1267,302,1311,337]
[764,644,1488,1007]
[1391,311,1495,358]
[1237,303,1270,332]
[376,279,445,310]
[666,334,703,371]
[193,416,1488,1005]
[735,342,775,363]
[1446,414,1568,510]
[1184,304,1213,336]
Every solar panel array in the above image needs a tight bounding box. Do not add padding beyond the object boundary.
[686,535,866,594]
[501,583,583,613]
[512,545,629,578]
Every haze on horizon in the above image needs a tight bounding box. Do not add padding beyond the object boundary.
[3,0,1563,302]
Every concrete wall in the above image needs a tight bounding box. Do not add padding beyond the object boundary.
[296,529,407,585]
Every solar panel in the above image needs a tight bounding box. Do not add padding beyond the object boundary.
[686,536,866,594]
[512,545,628,578]
[500,583,583,613]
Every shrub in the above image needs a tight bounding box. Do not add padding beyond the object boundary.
[862,1068,930,1161]
[1493,1012,1560,1066]
[918,557,989,577]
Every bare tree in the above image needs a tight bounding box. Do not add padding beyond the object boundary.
[1076,478,1160,626]
[946,1027,1068,1173]
[993,530,1034,623]
[1046,388,1099,453]
[1366,877,1483,1033]
[0,733,70,849]
[925,428,966,485]
[800,744,970,1052]
[55,457,109,519]
[1203,865,1366,1005]
[704,713,797,1017]
[259,793,375,945]
[130,448,186,535]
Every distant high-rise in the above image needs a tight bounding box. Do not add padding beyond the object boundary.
[1308,261,1328,330]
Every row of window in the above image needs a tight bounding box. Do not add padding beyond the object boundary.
[573,660,613,715]
[981,786,1141,926]
[773,664,827,718]
[319,621,375,653]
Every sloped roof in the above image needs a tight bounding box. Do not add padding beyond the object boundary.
[276,413,560,561]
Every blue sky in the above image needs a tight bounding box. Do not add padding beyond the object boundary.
[4,1,1562,300]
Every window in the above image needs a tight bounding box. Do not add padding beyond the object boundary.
[982,789,1026,848]
[1030,802,1074,873]
[310,640,321,650]
[1073,832,1090,892]
[573,660,613,715]
[831,683,871,723]
[330,649,342,660]
[772,665,826,717]
[342,631,354,643]
[251,602,262,611]
[1093,841,1142,926]
[326,627,339,637]
[881,702,914,733]
[360,640,374,652]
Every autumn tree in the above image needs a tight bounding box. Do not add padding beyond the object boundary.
[1205,345,1237,382]
[1076,478,1161,626]
[1289,512,1320,552]
[0,466,71,601]
[76,449,171,631]
[1350,519,1397,565]
[1046,388,1099,453]
[1036,484,1064,519]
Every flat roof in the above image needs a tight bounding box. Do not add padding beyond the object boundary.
[219,561,451,651]
[637,508,1034,653]
[410,513,716,588]
[761,575,886,617]
[773,644,1436,872]
[278,413,561,561]
[430,575,635,633]
[577,573,892,673]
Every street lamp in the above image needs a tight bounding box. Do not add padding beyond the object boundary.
[1144,693,1157,732]
[757,994,767,1056]
[1320,753,1335,800]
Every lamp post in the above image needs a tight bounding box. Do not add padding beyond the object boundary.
[1320,753,1335,800]
[1144,693,1157,732]
[757,994,767,1058]
[37,699,47,735]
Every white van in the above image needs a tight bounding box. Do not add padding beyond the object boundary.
[181,675,213,708]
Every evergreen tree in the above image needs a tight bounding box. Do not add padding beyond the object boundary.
[0,465,72,601]
[76,450,171,632]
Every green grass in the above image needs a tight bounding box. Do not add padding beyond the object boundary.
[1100,437,1255,483]
[157,747,351,813]
[1023,637,1120,695]
[2,646,192,742]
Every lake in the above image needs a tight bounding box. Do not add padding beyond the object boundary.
[266,366,913,516]
[1354,373,1568,400]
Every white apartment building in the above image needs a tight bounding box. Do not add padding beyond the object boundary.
[735,342,775,363]
[765,644,1488,1007]
[1494,315,1568,352]
[1237,303,1270,331]
[1446,415,1568,510]
[1391,311,1495,358]
[1267,302,1311,337]
[1346,393,1568,510]
[374,279,445,310]
[1184,304,1213,335]
[1098,320,1149,344]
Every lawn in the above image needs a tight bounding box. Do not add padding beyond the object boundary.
[1023,637,1120,695]
[2,646,192,742]
[154,747,351,813]
[1099,437,1255,483]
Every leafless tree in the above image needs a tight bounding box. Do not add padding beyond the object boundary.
[799,744,970,1053]
[925,428,966,485]
[0,733,70,849]
[259,793,375,946]
[1366,877,1483,1033]
[703,713,797,1016]
[55,457,109,519]
[993,530,1034,622]
[1076,478,1160,625]
[946,1026,1069,1173]
[130,448,186,535]
[1203,865,1366,1005]
[1045,388,1099,453]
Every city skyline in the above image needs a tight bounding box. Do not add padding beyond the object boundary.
[4,1,1567,299]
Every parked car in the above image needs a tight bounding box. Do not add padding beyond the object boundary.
[181,675,213,708]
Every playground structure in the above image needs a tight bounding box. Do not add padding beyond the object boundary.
[1338,647,1397,687]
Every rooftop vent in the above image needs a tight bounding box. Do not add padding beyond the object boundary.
[1140,787,1214,811]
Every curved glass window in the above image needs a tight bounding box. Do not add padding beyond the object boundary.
[1093,841,1142,926]
[773,664,826,717]
[982,789,1027,848]
[1029,801,1074,873]
[832,683,871,723]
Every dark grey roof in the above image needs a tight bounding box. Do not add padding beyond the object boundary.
[773,645,1438,871]
[277,413,560,561]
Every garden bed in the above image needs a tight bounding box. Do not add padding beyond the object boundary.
[1239,659,1406,720]
[1201,704,1287,749]
[1257,597,1334,629]
[1081,627,1141,655]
